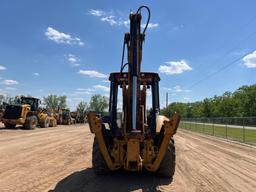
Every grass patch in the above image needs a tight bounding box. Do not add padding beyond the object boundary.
[179,121,256,145]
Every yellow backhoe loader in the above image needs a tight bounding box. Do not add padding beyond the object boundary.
[87,6,180,178]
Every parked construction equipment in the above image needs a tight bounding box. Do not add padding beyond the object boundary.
[2,96,57,129]
[70,111,79,123]
[62,109,75,125]
[71,111,86,123]
[53,108,63,125]
[87,6,180,178]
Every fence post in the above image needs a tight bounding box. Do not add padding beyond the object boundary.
[203,120,205,133]
[195,119,198,132]
[225,118,228,139]
[212,119,214,136]
[243,118,245,143]
[190,120,191,130]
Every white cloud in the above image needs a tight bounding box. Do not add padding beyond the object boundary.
[93,85,110,92]
[242,50,256,68]
[68,55,77,63]
[74,91,91,95]
[76,88,94,92]
[78,70,107,78]
[72,85,110,96]
[66,97,85,111]
[66,54,80,67]
[101,15,118,26]
[74,87,94,95]
[88,9,159,29]
[45,27,84,46]
[146,89,152,96]
[5,87,16,91]
[67,97,84,101]
[0,65,6,70]
[142,23,159,29]
[123,20,130,28]
[102,79,109,83]
[164,85,190,93]
[0,92,7,96]
[159,60,192,75]
[2,79,19,86]
[88,9,106,17]
[184,97,191,101]
[33,72,39,76]
[173,85,190,93]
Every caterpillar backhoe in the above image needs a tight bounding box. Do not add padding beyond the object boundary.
[87,6,180,178]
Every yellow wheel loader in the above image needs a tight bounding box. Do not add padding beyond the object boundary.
[2,96,57,129]
[62,109,75,125]
[87,6,180,178]
[71,111,81,124]
[53,108,63,125]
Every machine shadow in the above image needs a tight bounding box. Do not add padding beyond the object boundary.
[49,168,172,192]
[0,125,26,130]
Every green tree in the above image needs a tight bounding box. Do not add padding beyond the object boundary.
[162,102,188,118]
[202,98,212,117]
[43,94,67,110]
[233,85,256,117]
[77,101,88,117]
[190,102,204,117]
[58,96,67,109]
[89,94,108,113]
[161,84,256,118]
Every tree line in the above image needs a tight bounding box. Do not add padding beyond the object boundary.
[161,84,256,118]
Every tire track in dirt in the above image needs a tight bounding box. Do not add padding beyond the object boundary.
[0,124,92,192]
[0,125,255,192]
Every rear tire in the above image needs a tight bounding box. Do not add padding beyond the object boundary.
[4,123,16,129]
[92,137,110,175]
[156,139,176,178]
[24,116,38,130]
[40,117,50,128]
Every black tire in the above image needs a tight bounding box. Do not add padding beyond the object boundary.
[40,117,50,128]
[24,116,38,130]
[92,137,110,175]
[4,123,16,129]
[156,139,176,178]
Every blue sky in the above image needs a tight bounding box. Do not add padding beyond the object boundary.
[0,0,255,109]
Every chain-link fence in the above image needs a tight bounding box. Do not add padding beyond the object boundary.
[179,117,256,145]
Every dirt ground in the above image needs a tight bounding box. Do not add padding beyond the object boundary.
[0,124,255,192]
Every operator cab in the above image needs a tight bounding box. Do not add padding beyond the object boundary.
[108,72,160,137]
[20,96,40,111]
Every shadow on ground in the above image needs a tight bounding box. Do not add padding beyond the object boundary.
[49,168,172,192]
[0,125,27,130]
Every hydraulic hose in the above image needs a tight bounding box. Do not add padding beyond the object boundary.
[136,5,151,35]
[120,5,151,73]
